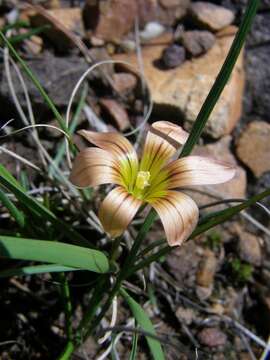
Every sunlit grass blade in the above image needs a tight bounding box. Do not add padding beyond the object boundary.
[120,288,165,360]
[180,0,260,157]
[0,236,109,273]
[0,165,90,247]
[0,264,79,278]
[0,187,25,227]
[129,188,270,275]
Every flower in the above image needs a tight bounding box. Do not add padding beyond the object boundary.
[70,122,235,246]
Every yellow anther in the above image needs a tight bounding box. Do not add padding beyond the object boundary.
[135,171,150,190]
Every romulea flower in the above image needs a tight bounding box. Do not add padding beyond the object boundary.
[70,122,235,246]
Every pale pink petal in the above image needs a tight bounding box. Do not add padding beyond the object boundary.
[78,129,138,164]
[151,191,199,246]
[70,148,123,188]
[152,121,189,146]
[99,187,142,238]
[140,121,189,176]
[165,156,236,189]
[78,130,138,188]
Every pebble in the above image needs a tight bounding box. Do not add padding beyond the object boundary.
[161,44,186,68]
[198,327,227,347]
[236,229,262,266]
[140,22,165,41]
[180,30,215,56]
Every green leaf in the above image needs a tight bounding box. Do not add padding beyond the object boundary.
[180,0,260,157]
[0,165,90,247]
[120,288,165,360]
[0,187,25,227]
[0,235,109,273]
[128,326,139,360]
[0,264,79,278]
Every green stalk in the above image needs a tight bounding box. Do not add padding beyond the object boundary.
[58,273,73,341]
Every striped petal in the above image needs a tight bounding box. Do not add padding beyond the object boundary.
[165,156,236,189]
[151,191,199,246]
[140,121,189,178]
[70,148,123,188]
[78,129,138,190]
[99,187,142,238]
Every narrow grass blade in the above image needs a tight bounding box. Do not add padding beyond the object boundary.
[0,236,109,273]
[0,165,89,247]
[120,288,165,360]
[180,0,260,157]
[49,83,87,177]
[0,187,25,227]
[128,327,139,360]
[0,264,79,278]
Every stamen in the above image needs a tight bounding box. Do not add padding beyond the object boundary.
[135,171,150,190]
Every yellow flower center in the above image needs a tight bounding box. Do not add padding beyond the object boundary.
[135,171,150,190]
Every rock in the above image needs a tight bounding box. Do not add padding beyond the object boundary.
[241,8,270,118]
[140,22,165,42]
[196,249,217,287]
[83,0,137,42]
[180,30,215,57]
[245,45,270,119]
[99,98,131,131]
[161,44,186,68]
[236,229,262,266]
[22,33,43,55]
[198,327,227,347]
[137,0,190,27]
[112,73,137,94]
[175,307,195,325]
[29,7,83,52]
[217,25,238,38]
[166,241,202,287]
[43,0,60,8]
[0,53,88,108]
[114,33,244,138]
[0,142,39,181]
[247,13,270,47]
[189,2,235,32]
[236,121,270,177]
[142,31,174,46]
[188,136,246,209]
[196,285,213,301]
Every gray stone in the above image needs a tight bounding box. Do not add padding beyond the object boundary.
[180,30,216,56]
[0,52,88,108]
[161,44,186,68]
